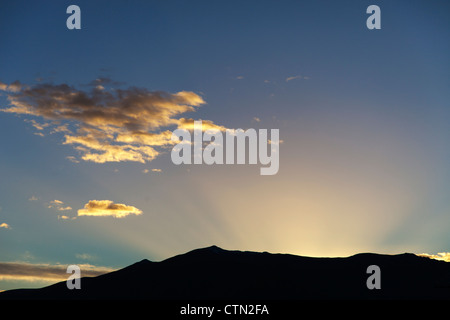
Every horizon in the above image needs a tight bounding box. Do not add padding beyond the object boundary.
[1,0,450,293]
[0,244,443,293]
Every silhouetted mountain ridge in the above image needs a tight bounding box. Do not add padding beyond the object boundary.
[1,246,449,300]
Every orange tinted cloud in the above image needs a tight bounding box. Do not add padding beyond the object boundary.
[0,262,114,282]
[177,118,227,132]
[417,252,450,262]
[0,79,226,164]
[48,200,72,211]
[78,200,143,218]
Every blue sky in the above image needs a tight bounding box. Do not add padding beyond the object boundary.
[0,0,450,291]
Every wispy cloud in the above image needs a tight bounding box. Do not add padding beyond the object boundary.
[26,119,49,131]
[77,200,142,218]
[0,79,226,164]
[268,139,284,145]
[417,252,450,262]
[75,253,96,261]
[0,223,11,229]
[143,168,162,174]
[57,215,76,220]
[285,75,302,82]
[176,118,227,132]
[48,200,72,211]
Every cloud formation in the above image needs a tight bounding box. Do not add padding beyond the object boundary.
[0,261,114,282]
[0,79,224,164]
[0,223,10,229]
[77,200,143,218]
[48,200,72,211]
[417,252,450,262]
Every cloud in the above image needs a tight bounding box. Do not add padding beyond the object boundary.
[285,75,302,82]
[268,139,284,145]
[0,261,114,282]
[177,118,227,132]
[0,79,226,164]
[0,223,11,229]
[253,117,260,122]
[28,195,38,201]
[143,168,161,174]
[0,80,21,92]
[64,133,159,164]
[115,130,175,146]
[77,200,143,218]
[26,119,49,131]
[75,253,96,261]
[417,252,450,262]
[66,156,80,163]
[57,215,75,220]
[48,200,72,211]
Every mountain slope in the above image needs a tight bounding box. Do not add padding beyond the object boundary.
[1,246,449,300]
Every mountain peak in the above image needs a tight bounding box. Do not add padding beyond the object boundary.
[204,245,226,252]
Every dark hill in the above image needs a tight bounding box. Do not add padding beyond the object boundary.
[1,246,449,300]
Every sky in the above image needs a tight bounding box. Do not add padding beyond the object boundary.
[1,0,450,291]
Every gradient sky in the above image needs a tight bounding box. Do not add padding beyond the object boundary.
[1,0,450,291]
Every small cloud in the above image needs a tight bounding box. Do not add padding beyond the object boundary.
[66,156,80,163]
[26,119,49,131]
[236,76,244,80]
[48,200,72,211]
[28,196,38,201]
[268,139,284,145]
[0,80,21,92]
[417,252,450,262]
[143,168,161,173]
[57,215,76,220]
[0,223,11,229]
[51,124,70,134]
[285,75,302,82]
[253,117,261,123]
[75,253,96,261]
[34,132,45,137]
[78,200,143,218]
[264,80,270,83]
